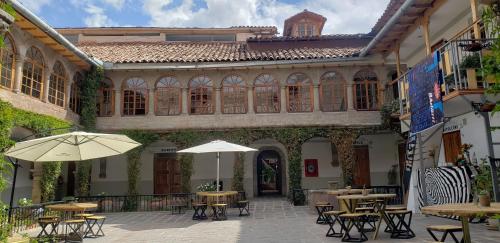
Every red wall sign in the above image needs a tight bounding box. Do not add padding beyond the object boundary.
[304,159,318,177]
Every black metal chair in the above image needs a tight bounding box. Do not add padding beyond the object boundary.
[426,225,463,243]
[192,202,208,220]
[387,210,415,239]
[339,213,368,242]
[323,210,345,237]
[315,201,333,224]
[84,215,106,238]
[237,200,250,216]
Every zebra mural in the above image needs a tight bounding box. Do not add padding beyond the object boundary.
[417,166,473,211]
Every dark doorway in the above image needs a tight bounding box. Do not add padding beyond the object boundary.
[257,150,282,196]
[154,153,181,194]
[398,143,406,184]
[353,145,371,187]
[66,162,76,196]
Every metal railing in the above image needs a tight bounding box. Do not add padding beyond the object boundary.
[2,201,64,233]
[397,19,498,117]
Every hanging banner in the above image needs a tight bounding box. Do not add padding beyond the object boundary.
[408,51,444,133]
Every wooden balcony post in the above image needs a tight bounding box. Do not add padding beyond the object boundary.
[422,16,431,55]
[470,0,481,39]
[395,43,402,76]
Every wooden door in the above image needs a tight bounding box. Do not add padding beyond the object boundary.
[443,131,462,164]
[353,145,371,187]
[154,154,181,194]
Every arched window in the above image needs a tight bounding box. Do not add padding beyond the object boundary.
[122,77,148,116]
[222,75,246,114]
[189,76,213,114]
[69,72,83,114]
[22,46,44,98]
[48,61,67,107]
[155,76,181,116]
[320,71,346,112]
[353,69,379,110]
[97,77,114,117]
[286,73,313,112]
[0,35,15,89]
[254,74,280,113]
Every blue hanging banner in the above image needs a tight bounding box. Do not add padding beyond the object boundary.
[408,51,444,133]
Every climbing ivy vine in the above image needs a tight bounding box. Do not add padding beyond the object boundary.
[0,99,72,204]
[80,66,104,132]
[40,162,62,202]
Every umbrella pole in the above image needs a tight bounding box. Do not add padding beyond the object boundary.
[8,159,19,223]
[216,152,220,204]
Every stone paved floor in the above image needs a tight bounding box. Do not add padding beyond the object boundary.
[26,197,500,243]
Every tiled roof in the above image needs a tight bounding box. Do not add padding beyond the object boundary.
[248,34,372,42]
[78,41,362,64]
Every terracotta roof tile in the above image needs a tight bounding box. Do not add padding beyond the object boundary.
[370,0,406,35]
[78,41,362,64]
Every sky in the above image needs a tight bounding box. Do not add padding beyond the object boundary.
[17,0,390,35]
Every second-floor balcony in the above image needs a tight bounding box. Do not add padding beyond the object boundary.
[397,20,498,118]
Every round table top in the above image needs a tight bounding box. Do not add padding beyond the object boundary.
[337,193,397,200]
[421,203,500,217]
[326,189,372,195]
[46,202,98,212]
[196,191,239,197]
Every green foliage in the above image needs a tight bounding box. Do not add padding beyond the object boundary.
[380,100,401,133]
[76,160,91,196]
[0,1,16,49]
[179,154,193,192]
[17,198,32,207]
[483,6,500,110]
[40,162,62,202]
[473,162,493,198]
[0,202,11,242]
[122,130,159,196]
[460,53,482,70]
[231,153,245,191]
[196,182,217,192]
[0,101,14,194]
[80,66,103,131]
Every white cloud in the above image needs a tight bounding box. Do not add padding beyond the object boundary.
[142,0,390,34]
[103,0,126,10]
[18,0,52,13]
[84,4,116,27]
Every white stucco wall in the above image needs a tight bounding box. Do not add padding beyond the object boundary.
[301,137,341,189]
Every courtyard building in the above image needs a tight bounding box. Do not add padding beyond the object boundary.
[0,0,498,220]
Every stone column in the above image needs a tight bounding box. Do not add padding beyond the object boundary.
[13,54,24,93]
[280,86,287,113]
[42,67,51,102]
[148,89,155,116]
[215,88,221,114]
[31,163,43,204]
[113,89,121,117]
[347,83,354,111]
[313,84,320,112]
[65,80,72,110]
[181,87,188,115]
[247,86,254,114]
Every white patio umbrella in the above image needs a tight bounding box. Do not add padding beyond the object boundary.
[4,131,141,162]
[3,131,141,220]
[178,140,257,193]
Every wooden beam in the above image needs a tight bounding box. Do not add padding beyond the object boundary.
[395,43,402,76]
[422,15,431,55]
[469,0,481,39]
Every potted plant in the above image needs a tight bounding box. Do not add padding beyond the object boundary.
[460,53,482,89]
[473,162,493,207]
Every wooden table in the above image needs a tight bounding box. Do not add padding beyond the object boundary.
[337,193,397,240]
[196,191,239,205]
[46,203,98,212]
[421,203,500,243]
[326,188,372,196]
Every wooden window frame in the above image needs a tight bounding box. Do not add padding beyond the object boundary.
[48,61,67,107]
[21,46,44,99]
[189,75,214,115]
[0,34,15,90]
[97,77,115,117]
[221,75,247,114]
[155,76,181,116]
[69,72,83,114]
[353,69,380,111]
[319,71,347,112]
[122,77,148,116]
[286,73,313,113]
[253,74,280,113]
